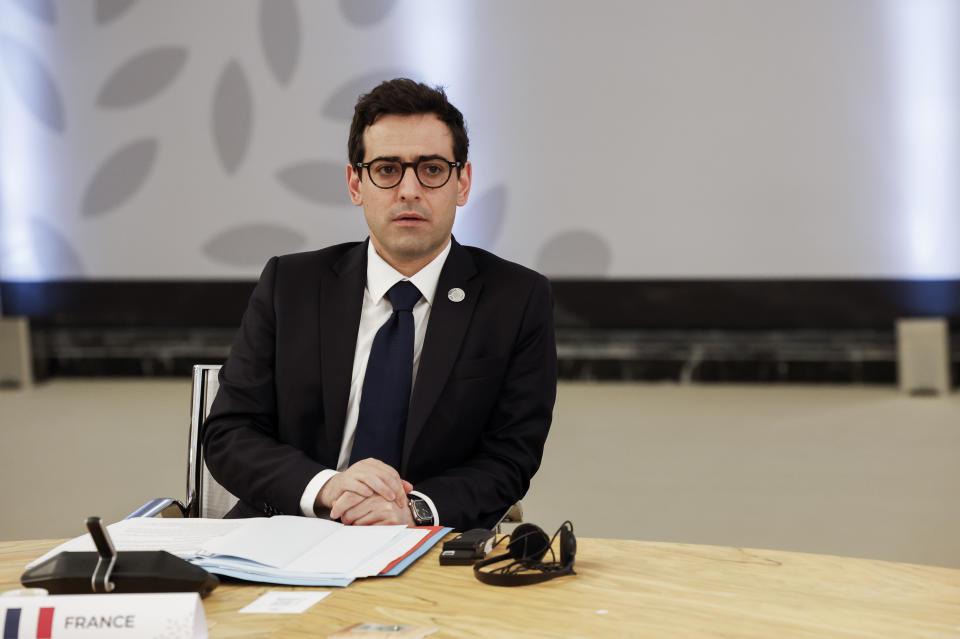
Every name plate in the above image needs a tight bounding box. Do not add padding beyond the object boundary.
[1,593,206,638]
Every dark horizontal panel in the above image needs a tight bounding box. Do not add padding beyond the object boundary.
[2,279,959,329]
[558,358,901,384]
[28,325,953,385]
[551,279,960,330]
[1,280,255,327]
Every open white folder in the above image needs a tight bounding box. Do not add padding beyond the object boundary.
[27,516,449,587]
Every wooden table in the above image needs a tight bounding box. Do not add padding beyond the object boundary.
[2,537,960,638]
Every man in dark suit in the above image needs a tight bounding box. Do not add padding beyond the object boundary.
[202,79,557,531]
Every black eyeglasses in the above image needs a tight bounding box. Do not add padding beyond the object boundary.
[356,156,461,189]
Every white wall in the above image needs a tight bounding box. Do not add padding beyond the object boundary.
[1,0,958,280]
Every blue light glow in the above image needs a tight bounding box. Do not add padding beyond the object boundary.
[398,1,473,93]
[888,0,960,278]
[0,5,48,281]
[394,1,489,248]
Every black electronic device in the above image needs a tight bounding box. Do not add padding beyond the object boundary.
[20,517,219,598]
[440,528,495,565]
[473,521,576,586]
[440,528,494,566]
[439,549,481,565]
[443,529,495,553]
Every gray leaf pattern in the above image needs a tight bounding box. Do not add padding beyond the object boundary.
[0,35,65,132]
[276,160,351,206]
[82,138,159,217]
[95,0,136,24]
[0,217,86,277]
[339,0,396,26]
[96,46,187,109]
[212,60,253,174]
[203,224,307,267]
[460,185,507,249]
[536,229,613,277]
[10,0,56,24]
[321,69,418,120]
[258,0,300,85]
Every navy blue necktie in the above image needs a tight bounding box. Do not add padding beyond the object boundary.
[350,280,422,470]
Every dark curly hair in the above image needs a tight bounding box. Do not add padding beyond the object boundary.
[348,78,469,168]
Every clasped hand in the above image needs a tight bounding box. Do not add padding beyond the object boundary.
[316,458,414,526]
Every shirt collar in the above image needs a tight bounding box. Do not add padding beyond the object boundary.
[366,238,451,306]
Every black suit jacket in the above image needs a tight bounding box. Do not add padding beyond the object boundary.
[201,238,557,530]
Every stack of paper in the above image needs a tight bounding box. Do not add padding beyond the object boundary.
[27,517,450,587]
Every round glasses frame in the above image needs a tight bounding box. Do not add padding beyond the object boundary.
[356,157,462,189]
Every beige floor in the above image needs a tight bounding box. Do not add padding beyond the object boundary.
[1,380,958,568]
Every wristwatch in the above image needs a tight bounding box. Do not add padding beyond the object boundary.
[408,495,435,526]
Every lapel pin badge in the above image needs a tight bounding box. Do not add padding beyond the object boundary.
[447,287,465,303]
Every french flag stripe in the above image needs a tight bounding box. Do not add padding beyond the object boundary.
[2,608,20,639]
[35,608,53,639]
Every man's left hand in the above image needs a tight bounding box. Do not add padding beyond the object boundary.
[333,493,414,526]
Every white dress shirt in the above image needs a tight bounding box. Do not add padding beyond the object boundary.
[298,239,451,524]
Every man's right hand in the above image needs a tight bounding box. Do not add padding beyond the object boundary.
[315,458,412,515]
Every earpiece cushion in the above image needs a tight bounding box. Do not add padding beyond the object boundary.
[559,524,577,566]
[507,523,551,563]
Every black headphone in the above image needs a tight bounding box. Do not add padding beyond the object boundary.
[473,521,576,586]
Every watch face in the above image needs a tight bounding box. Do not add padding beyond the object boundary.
[410,499,433,524]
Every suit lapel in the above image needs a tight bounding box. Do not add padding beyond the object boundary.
[403,240,480,469]
[320,241,367,460]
